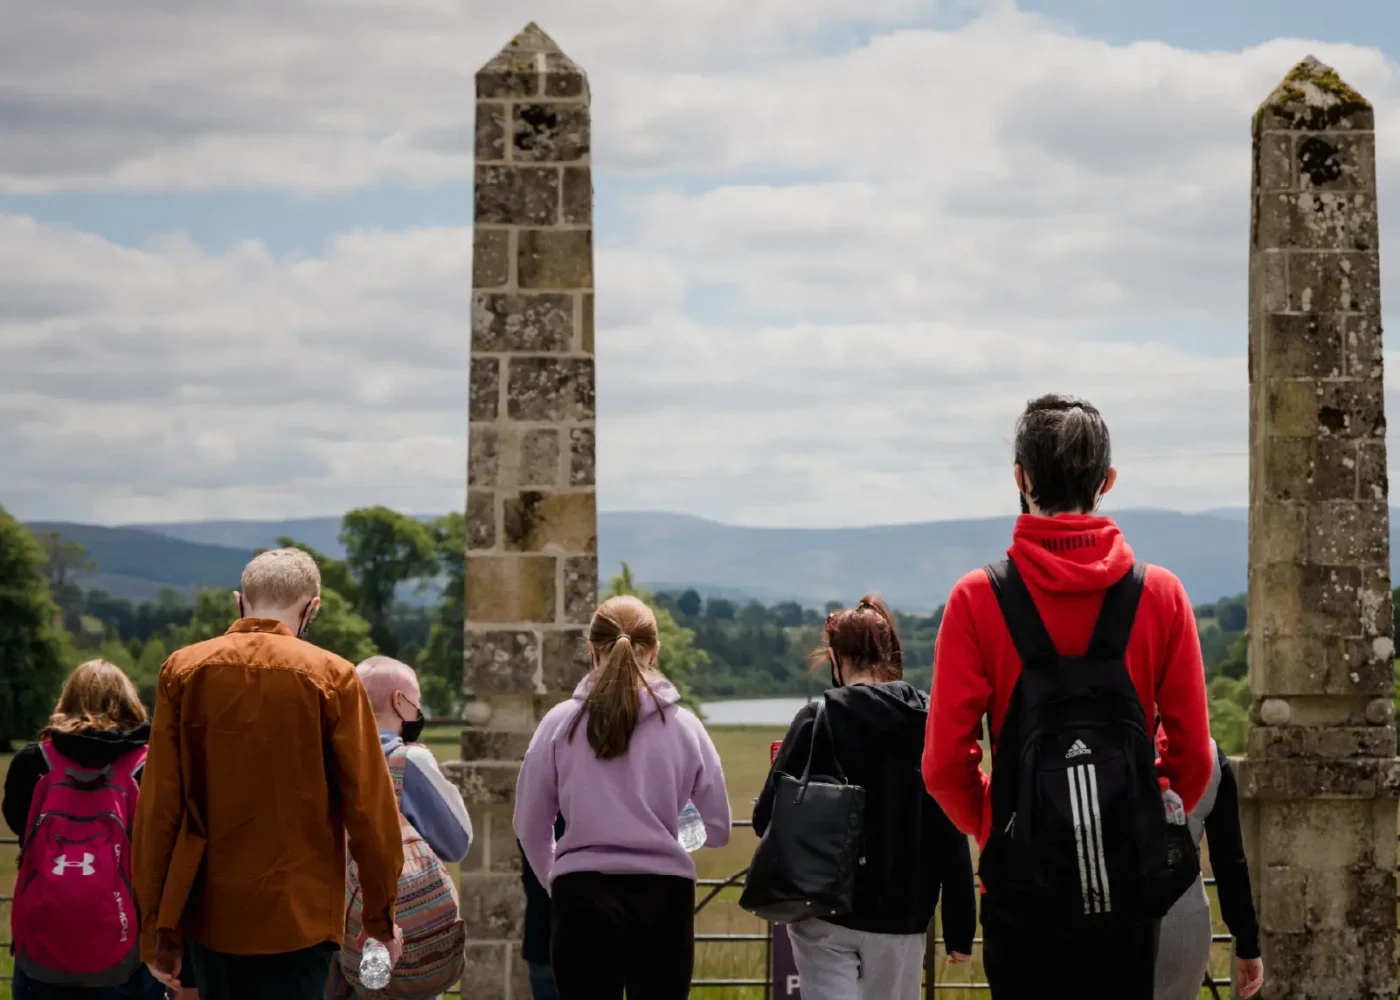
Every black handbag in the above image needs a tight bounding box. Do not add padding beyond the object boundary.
[738,700,866,924]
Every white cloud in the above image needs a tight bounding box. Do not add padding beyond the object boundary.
[0,208,1262,528]
[2,3,1399,527]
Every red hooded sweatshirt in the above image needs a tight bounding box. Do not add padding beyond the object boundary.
[921,513,1213,851]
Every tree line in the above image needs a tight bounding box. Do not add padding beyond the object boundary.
[2,502,1395,756]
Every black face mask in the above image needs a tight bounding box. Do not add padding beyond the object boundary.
[398,695,425,743]
[829,654,843,690]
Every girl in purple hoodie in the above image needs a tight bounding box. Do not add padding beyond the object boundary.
[513,595,732,1000]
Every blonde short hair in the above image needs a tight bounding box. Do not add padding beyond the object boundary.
[240,547,321,609]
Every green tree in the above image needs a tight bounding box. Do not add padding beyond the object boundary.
[340,507,438,655]
[1214,632,1248,681]
[35,530,96,624]
[604,562,707,710]
[1207,675,1252,755]
[705,597,736,621]
[130,636,170,710]
[675,589,702,619]
[419,513,465,717]
[0,510,68,749]
[306,588,378,664]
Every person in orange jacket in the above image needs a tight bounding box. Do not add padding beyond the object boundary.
[921,394,1213,999]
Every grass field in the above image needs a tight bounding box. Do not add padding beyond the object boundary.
[0,729,1243,999]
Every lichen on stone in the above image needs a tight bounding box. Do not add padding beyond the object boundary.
[1265,56,1371,116]
[1284,57,1368,106]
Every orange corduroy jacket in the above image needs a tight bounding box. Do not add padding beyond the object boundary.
[132,618,404,961]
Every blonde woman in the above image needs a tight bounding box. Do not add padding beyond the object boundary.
[3,660,177,1000]
[514,595,732,1000]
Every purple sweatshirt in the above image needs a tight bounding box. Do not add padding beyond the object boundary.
[513,674,732,889]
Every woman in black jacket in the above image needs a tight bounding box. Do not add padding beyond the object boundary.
[518,815,565,1000]
[753,596,976,1000]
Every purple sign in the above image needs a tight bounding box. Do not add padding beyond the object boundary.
[772,924,802,999]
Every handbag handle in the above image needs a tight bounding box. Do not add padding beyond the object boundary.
[797,699,847,789]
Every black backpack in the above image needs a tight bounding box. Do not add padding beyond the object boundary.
[977,559,1198,925]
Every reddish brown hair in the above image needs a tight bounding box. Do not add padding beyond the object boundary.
[812,594,904,682]
[38,659,148,740]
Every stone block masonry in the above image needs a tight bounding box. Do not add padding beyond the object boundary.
[1238,56,1397,1000]
[450,22,597,1000]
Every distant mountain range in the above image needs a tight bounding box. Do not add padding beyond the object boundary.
[22,505,1352,611]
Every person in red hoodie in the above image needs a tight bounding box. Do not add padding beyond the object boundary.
[921,393,1212,999]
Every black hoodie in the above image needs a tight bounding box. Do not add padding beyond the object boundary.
[753,682,976,947]
[2,725,151,845]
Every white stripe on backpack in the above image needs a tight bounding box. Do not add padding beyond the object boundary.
[1066,763,1113,915]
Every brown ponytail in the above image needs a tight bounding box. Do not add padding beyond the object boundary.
[566,595,664,759]
[810,593,904,681]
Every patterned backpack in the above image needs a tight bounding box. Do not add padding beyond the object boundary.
[337,746,466,999]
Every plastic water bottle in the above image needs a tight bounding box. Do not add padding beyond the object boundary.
[678,801,707,852]
[360,937,392,990]
[1162,788,1186,826]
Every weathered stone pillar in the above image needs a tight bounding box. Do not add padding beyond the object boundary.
[1238,56,1397,999]
[454,22,596,1000]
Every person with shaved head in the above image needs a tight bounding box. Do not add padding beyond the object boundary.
[322,657,474,999]
[354,656,473,864]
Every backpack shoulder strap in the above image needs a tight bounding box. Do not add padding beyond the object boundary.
[386,745,410,801]
[984,559,1058,668]
[1085,563,1147,659]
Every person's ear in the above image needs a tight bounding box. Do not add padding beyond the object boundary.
[1014,464,1031,496]
[1101,467,1118,496]
[588,643,601,668]
[233,591,244,617]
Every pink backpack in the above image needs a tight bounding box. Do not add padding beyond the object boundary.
[12,739,147,987]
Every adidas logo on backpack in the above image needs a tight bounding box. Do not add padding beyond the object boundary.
[977,559,1200,924]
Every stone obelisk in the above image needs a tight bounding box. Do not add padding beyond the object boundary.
[455,23,597,1000]
[1238,56,1396,999]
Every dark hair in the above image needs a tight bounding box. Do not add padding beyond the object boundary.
[1014,394,1111,515]
[566,595,665,760]
[811,594,903,682]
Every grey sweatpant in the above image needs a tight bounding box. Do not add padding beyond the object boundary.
[786,918,925,1000]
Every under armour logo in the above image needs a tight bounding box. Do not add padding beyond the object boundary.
[1065,740,1091,759]
[52,853,95,876]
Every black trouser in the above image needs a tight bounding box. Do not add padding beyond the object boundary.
[184,940,338,1000]
[550,871,695,999]
[981,894,1159,999]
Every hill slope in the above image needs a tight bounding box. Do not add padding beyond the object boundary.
[26,522,254,600]
[596,508,1252,611]
[39,506,1394,611]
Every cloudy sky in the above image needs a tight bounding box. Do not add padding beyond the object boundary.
[1,0,1396,528]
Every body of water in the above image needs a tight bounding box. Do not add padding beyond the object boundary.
[701,697,814,726]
